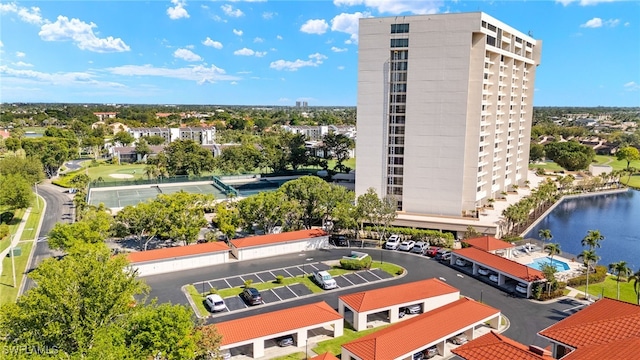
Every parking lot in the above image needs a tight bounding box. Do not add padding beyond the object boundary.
[193,261,394,315]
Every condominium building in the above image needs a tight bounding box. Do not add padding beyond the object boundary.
[128,127,216,145]
[355,12,541,218]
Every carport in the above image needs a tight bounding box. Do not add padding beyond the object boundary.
[451,247,544,298]
[230,229,329,261]
[216,301,343,359]
[341,298,502,360]
[127,242,230,276]
[338,278,460,331]
[463,236,515,258]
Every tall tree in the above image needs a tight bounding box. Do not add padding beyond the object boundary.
[214,202,240,241]
[578,249,599,301]
[608,261,632,300]
[0,174,32,210]
[0,156,45,185]
[581,230,605,252]
[616,146,640,170]
[538,229,553,244]
[112,131,135,146]
[162,140,215,176]
[630,269,640,305]
[48,208,113,250]
[544,243,561,265]
[236,191,293,234]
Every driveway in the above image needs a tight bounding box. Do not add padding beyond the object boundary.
[143,248,577,347]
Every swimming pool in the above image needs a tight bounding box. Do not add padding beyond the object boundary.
[527,257,570,272]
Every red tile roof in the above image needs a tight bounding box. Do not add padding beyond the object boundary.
[452,331,554,360]
[339,278,459,312]
[538,298,640,360]
[463,236,515,251]
[215,302,342,346]
[343,298,500,360]
[310,353,340,360]
[230,229,328,249]
[453,247,544,282]
[126,242,229,263]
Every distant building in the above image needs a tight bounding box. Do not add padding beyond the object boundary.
[282,125,356,141]
[92,121,129,135]
[128,127,216,145]
[93,112,117,121]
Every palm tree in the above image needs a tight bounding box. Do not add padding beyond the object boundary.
[544,243,561,266]
[581,230,605,251]
[538,229,553,245]
[629,269,640,305]
[608,261,633,300]
[578,249,599,301]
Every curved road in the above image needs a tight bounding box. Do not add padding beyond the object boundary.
[22,182,74,293]
[143,249,583,348]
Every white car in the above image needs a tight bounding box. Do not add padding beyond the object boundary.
[410,241,428,254]
[398,240,416,251]
[455,258,468,267]
[489,273,499,283]
[515,282,528,294]
[313,271,338,290]
[478,267,490,276]
[205,294,226,312]
[385,234,402,250]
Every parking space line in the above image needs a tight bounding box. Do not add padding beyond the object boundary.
[367,270,383,280]
[271,289,283,301]
[223,278,232,287]
[283,268,294,277]
[341,276,355,285]
[353,272,368,282]
[206,281,215,288]
[254,273,264,282]
[308,263,320,271]
[285,286,298,298]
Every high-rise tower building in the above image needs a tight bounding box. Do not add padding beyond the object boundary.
[355,12,541,218]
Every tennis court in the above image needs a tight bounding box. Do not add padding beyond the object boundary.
[88,183,227,209]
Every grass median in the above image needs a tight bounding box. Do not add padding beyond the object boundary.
[0,207,26,254]
[20,197,44,241]
[574,276,640,304]
[0,241,34,305]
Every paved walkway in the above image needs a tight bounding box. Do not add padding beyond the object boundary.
[0,207,32,274]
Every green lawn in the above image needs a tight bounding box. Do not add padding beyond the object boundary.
[0,241,34,305]
[0,207,26,254]
[574,276,640,304]
[20,196,44,241]
[271,353,307,360]
[528,161,566,172]
[312,324,391,356]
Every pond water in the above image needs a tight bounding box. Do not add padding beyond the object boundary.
[524,190,640,271]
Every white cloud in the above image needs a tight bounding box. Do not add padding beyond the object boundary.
[221,4,244,17]
[624,22,630,26]
[557,0,617,6]
[337,65,345,70]
[254,37,264,43]
[230,81,238,85]
[13,61,33,67]
[580,17,620,28]
[270,53,327,71]
[334,0,441,15]
[167,0,189,20]
[0,65,125,87]
[202,37,223,49]
[233,29,243,36]
[234,48,267,57]
[107,64,239,84]
[331,46,348,52]
[185,44,195,49]
[300,19,329,34]
[173,48,203,62]
[277,35,283,40]
[0,3,45,25]
[15,51,25,58]
[0,40,3,47]
[331,12,368,44]
[262,12,276,19]
[39,16,130,53]
[624,81,640,91]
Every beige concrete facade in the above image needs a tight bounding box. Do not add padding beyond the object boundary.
[356,12,541,218]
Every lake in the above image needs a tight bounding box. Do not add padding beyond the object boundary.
[524,189,640,271]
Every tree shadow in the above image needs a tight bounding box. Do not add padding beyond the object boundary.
[0,211,18,225]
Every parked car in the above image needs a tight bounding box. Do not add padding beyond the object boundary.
[489,273,499,283]
[435,249,451,261]
[412,351,424,360]
[218,349,231,360]
[204,294,226,312]
[515,282,529,294]
[330,235,349,247]
[478,267,490,276]
[241,287,262,305]
[425,346,438,358]
[450,333,468,345]
[455,258,468,267]
[425,246,440,257]
[385,234,402,250]
[313,271,338,290]
[400,304,421,315]
[410,241,429,254]
[276,335,294,347]
[398,240,416,252]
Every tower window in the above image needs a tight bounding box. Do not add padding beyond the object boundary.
[391,23,410,34]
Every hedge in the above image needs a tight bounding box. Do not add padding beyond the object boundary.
[340,255,372,270]
[567,265,607,287]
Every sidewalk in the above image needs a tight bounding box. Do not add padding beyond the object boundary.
[0,207,32,275]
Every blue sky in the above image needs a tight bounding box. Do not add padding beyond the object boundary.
[1,0,639,106]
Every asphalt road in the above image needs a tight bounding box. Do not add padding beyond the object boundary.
[143,248,586,348]
[22,182,74,293]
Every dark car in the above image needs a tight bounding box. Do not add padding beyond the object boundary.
[330,235,349,247]
[241,287,262,306]
[276,335,294,347]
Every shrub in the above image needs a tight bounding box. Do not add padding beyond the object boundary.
[537,289,565,301]
[340,255,372,270]
[0,223,9,239]
[208,287,218,295]
[275,275,284,284]
[243,279,253,288]
[567,265,607,287]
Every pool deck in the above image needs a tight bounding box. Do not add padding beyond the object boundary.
[510,246,583,282]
